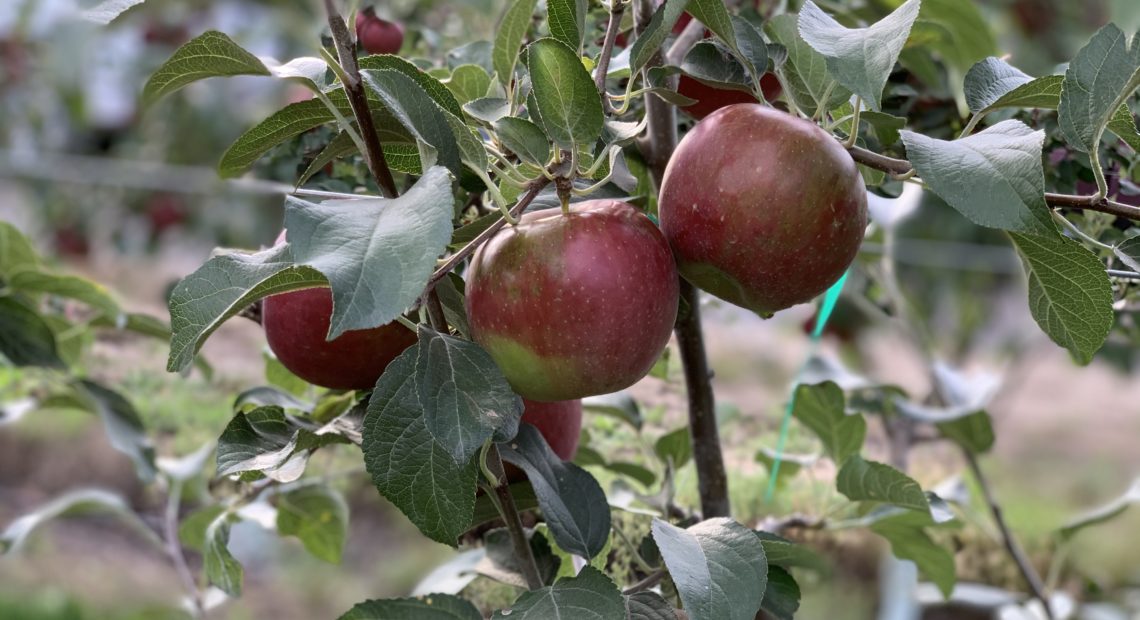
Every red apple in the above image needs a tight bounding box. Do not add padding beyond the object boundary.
[506,398,583,482]
[659,104,867,316]
[465,200,679,401]
[262,287,417,390]
[678,73,782,120]
[355,8,404,55]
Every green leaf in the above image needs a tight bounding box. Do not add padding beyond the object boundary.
[357,54,466,119]
[338,595,482,620]
[80,0,147,25]
[493,0,538,89]
[870,515,957,598]
[264,350,309,397]
[143,31,269,105]
[681,41,752,91]
[861,111,906,146]
[1008,232,1114,365]
[494,117,552,167]
[731,15,769,80]
[445,64,493,105]
[914,0,996,76]
[654,426,692,469]
[761,566,801,620]
[9,271,120,318]
[77,380,158,483]
[463,97,511,123]
[936,410,995,454]
[754,448,809,487]
[764,14,850,117]
[178,504,226,552]
[276,484,349,564]
[1059,24,1140,154]
[0,221,39,278]
[492,566,624,619]
[486,525,563,586]
[468,482,539,529]
[1115,235,1140,271]
[204,516,243,596]
[360,70,464,176]
[524,38,604,149]
[900,121,1055,235]
[798,0,922,111]
[652,517,768,620]
[605,462,657,488]
[964,58,1059,114]
[166,243,326,373]
[581,391,642,430]
[547,0,587,52]
[283,166,455,339]
[1059,478,1140,541]
[215,406,301,479]
[1,489,161,555]
[218,99,408,179]
[0,297,63,368]
[631,0,692,75]
[363,348,478,546]
[414,328,523,462]
[434,274,470,338]
[755,531,828,573]
[791,381,865,464]
[686,0,738,51]
[836,456,929,512]
[625,591,676,620]
[1107,102,1140,152]
[500,424,611,559]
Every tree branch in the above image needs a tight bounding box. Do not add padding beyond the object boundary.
[595,0,626,114]
[634,0,729,519]
[484,445,545,590]
[622,568,667,595]
[424,177,551,292]
[847,145,1140,221]
[964,450,1054,620]
[323,0,399,198]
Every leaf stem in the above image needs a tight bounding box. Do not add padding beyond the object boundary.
[322,0,399,198]
[163,480,203,619]
[482,444,544,590]
[842,97,862,148]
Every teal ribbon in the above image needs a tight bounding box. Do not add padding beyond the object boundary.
[763,270,849,503]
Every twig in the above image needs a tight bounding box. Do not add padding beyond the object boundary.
[847,145,1140,221]
[163,480,203,619]
[756,513,825,534]
[424,177,551,291]
[484,445,544,590]
[595,0,626,114]
[963,450,1054,619]
[634,0,729,519]
[322,0,399,198]
[622,569,667,595]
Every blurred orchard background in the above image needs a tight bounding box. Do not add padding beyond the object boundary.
[3,1,1140,619]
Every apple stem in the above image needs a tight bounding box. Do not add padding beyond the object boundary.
[322,0,400,199]
[482,444,545,591]
[634,0,731,519]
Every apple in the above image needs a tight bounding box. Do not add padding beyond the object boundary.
[505,399,583,482]
[262,286,417,390]
[659,104,867,317]
[261,232,415,390]
[465,200,679,401]
[678,73,782,120]
[355,7,404,55]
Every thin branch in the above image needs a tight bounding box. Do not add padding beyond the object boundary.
[622,569,667,595]
[323,0,399,198]
[424,177,551,291]
[847,145,1140,221]
[595,0,626,114]
[964,450,1054,620]
[163,480,203,619]
[634,0,729,519]
[484,445,545,590]
[755,513,825,534]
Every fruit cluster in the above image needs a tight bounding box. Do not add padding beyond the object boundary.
[262,7,867,469]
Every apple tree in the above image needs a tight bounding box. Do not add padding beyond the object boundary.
[7,0,1140,618]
